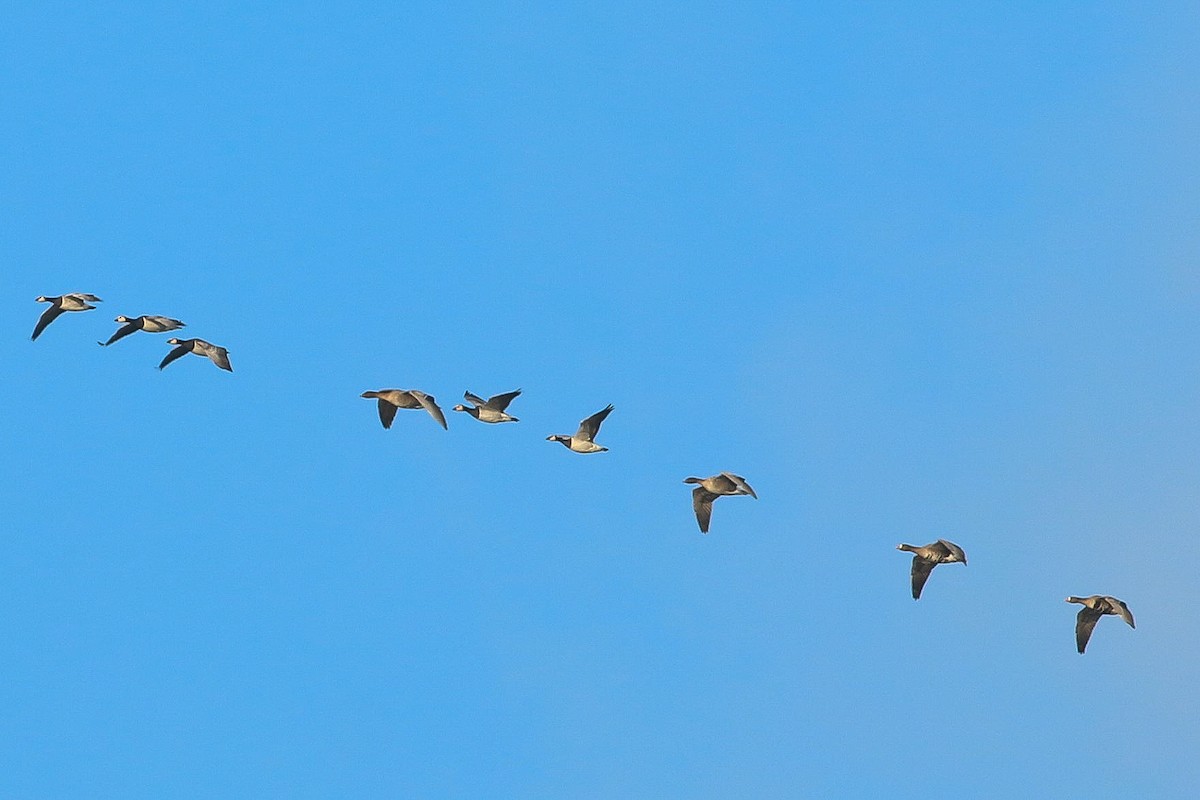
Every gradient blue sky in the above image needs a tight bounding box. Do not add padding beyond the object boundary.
[3,3,1199,798]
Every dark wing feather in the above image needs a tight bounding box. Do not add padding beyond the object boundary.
[1108,597,1135,628]
[576,404,614,442]
[486,389,522,411]
[910,557,936,600]
[99,321,138,346]
[935,539,967,563]
[1076,607,1102,654]
[463,391,488,408]
[158,343,191,370]
[31,305,64,341]
[692,487,716,534]
[209,347,233,372]
[737,478,758,499]
[722,472,757,498]
[413,391,448,429]
[377,398,398,429]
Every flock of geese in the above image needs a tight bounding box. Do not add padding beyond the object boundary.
[30,292,1138,655]
[33,293,232,371]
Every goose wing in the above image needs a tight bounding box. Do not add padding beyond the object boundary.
[935,539,967,564]
[463,391,488,408]
[910,556,936,600]
[411,391,448,429]
[720,472,757,498]
[99,320,139,346]
[486,389,522,411]
[206,346,233,372]
[576,404,614,442]
[376,398,398,429]
[1106,597,1135,628]
[158,342,191,370]
[31,304,64,341]
[1075,607,1103,654]
[692,487,717,534]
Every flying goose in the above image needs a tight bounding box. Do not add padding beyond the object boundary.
[361,389,448,430]
[453,389,522,423]
[547,404,613,453]
[1066,595,1135,654]
[99,315,186,346]
[895,539,967,599]
[158,338,233,372]
[682,472,757,533]
[31,293,102,340]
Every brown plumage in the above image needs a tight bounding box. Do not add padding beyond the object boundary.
[1065,595,1135,654]
[681,473,757,533]
[895,540,967,599]
[360,389,447,430]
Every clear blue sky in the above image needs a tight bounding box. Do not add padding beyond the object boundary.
[3,3,1198,797]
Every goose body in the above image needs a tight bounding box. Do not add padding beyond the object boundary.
[1066,595,1135,654]
[99,315,186,346]
[547,404,613,453]
[896,539,967,599]
[682,472,757,533]
[453,389,521,423]
[31,293,102,340]
[158,338,233,372]
[361,389,447,430]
